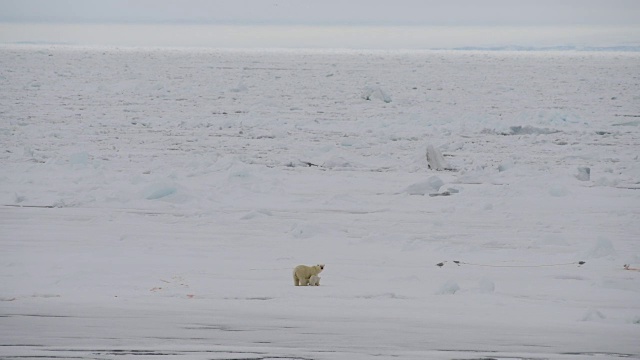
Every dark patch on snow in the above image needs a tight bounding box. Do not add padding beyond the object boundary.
[0,345,45,348]
[9,314,72,318]
[439,349,551,360]
[41,348,316,360]
[91,349,180,356]
[614,114,640,118]
[499,126,560,136]
[612,120,640,126]
[1,357,89,359]
[183,324,248,332]
[223,296,274,301]
[561,352,639,358]
[445,351,640,360]
[3,204,55,209]
[429,191,452,197]
[449,356,547,360]
[438,349,498,353]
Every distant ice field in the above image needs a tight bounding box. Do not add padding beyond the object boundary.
[1,46,639,359]
[2,24,640,50]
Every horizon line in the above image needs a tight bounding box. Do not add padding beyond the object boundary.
[2,19,640,28]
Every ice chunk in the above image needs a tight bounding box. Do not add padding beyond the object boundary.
[361,85,392,103]
[426,144,448,171]
[437,280,460,295]
[576,167,591,181]
[594,176,619,187]
[581,308,606,322]
[241,209,273,220]
[477,278,495,293]
[14,193,26,204]
[498,161,514,172]
[488,125,560,136]
[144,183,177,200]
[402,176,444,195]
[323,156,355,169]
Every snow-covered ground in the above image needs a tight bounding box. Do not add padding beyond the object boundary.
[1,45,639,360]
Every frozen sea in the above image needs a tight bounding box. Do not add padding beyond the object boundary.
[1,45,640,360]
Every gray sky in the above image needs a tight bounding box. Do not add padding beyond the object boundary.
[1,0,639,26]
[1,0,639,49]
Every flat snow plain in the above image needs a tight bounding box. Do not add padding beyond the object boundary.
[1,46,640,360]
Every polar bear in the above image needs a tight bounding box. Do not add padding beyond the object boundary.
[293,264,324,286]
[308,275,321,286]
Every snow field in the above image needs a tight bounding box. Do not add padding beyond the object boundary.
[1,45,639,359]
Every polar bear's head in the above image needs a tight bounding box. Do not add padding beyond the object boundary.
[317,264,325,272]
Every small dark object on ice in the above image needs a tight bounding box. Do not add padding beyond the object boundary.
[429,191,451,197]
[624,264,640,271]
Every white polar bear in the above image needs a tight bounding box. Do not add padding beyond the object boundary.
[308,275,321,286]
[293,264,324,286]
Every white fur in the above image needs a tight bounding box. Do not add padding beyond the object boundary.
[308,275,321,286]
[293,264,324,286]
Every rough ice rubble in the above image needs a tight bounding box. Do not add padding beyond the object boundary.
[480,110,585,135]
[492,125,561,136]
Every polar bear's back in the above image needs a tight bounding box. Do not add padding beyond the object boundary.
[293,264,322,277]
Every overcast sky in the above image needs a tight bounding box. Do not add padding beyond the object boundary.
[1,0,639,26]
[0,0,638,49]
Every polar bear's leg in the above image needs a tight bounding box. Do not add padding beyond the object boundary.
[293,273,299,286]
